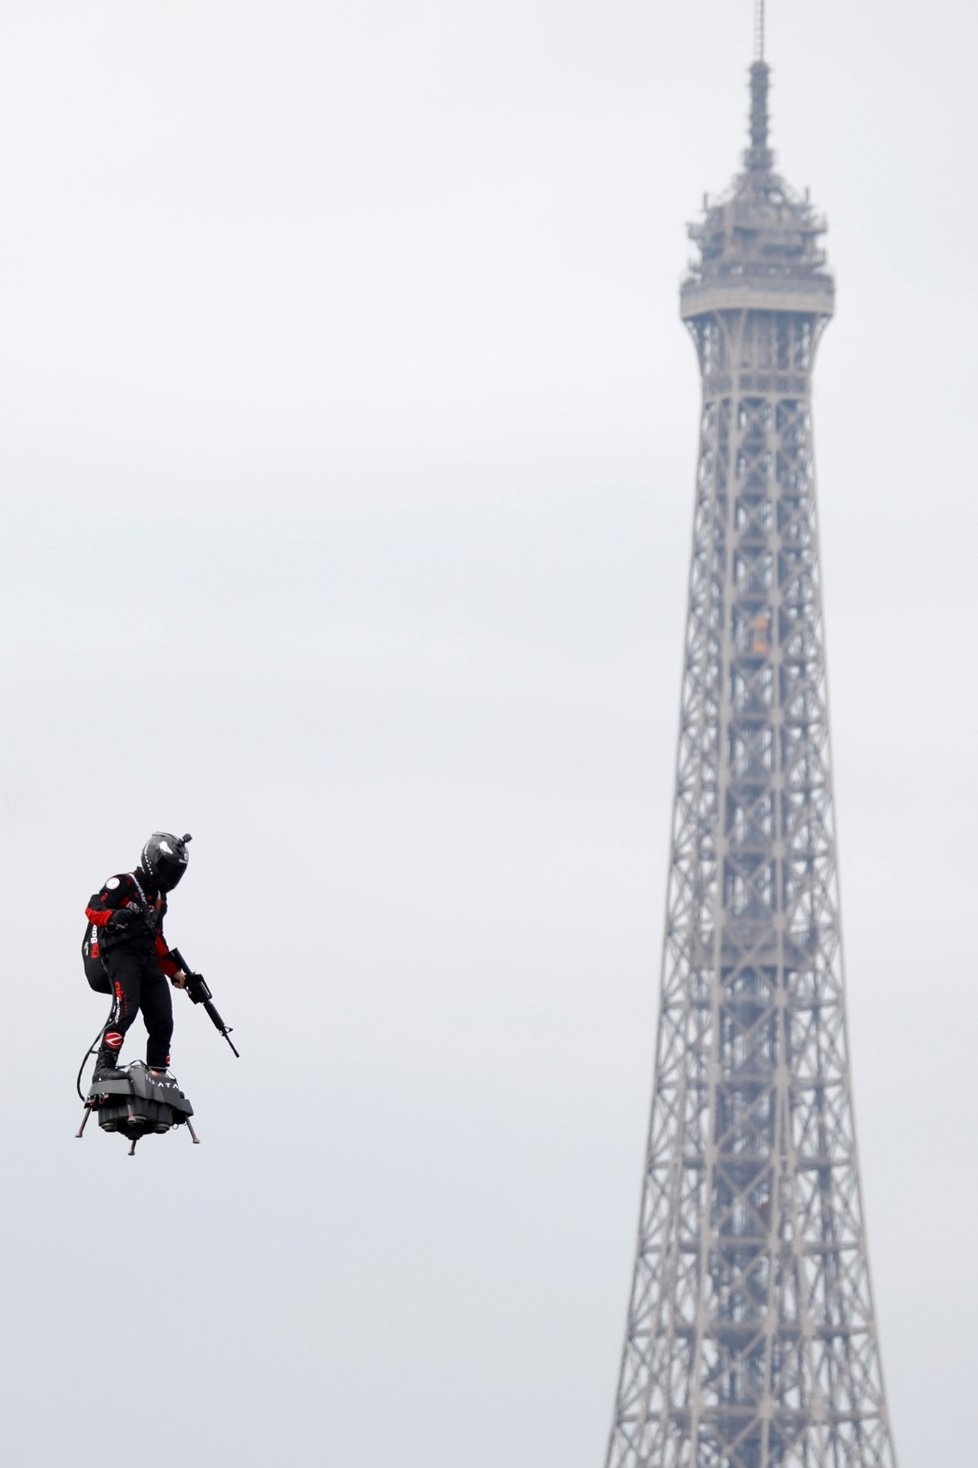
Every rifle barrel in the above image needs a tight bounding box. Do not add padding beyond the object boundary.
[204,998,240,1058]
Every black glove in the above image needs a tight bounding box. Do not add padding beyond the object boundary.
[107,905,149,937]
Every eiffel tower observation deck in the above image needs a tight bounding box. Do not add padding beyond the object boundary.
[603,21,899,1468]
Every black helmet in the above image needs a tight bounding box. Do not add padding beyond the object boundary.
[141,832,192,892]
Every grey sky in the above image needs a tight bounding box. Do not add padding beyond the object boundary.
[2,2,975,1464]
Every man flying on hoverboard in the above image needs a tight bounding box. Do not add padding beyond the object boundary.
[83,832,192,1082]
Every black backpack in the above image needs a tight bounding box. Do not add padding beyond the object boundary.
[81,921,111,993]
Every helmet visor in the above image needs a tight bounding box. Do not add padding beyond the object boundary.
[157,857,187,892]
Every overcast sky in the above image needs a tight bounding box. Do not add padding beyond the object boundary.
[2,2,975,1465]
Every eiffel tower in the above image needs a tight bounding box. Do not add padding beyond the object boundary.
[603,20,899,1468]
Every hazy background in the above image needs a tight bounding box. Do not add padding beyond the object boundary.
[2,1,974,1463]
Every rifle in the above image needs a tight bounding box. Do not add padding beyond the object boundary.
[169,947,240,1058]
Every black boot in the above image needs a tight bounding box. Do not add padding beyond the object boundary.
[147,1050,172,1080]
[93,1039,124,1082]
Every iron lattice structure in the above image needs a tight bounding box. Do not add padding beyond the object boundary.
[604,60,898,1468]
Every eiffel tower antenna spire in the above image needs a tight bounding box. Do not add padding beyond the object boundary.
[747,4,772,171]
